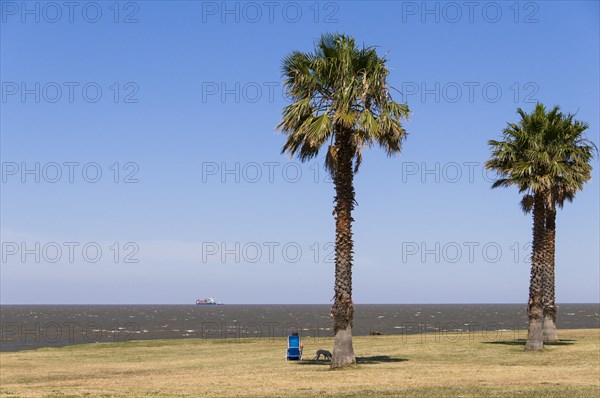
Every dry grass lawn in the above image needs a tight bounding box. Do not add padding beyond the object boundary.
[1,329,599,397]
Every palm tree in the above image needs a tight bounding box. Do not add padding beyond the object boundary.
[486,104,561,350]
[487,104,594,350]
[540,114,594,341]
[277,34,409,368]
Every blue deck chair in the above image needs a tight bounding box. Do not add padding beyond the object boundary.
[286,334,302,361]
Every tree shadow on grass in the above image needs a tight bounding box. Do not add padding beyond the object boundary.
[482,339,576,346]
[296,359,331,366]
[297,355,408,366]
[356,355,409,364]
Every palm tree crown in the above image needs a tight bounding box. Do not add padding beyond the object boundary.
[277,33,409,174]
[489,104,595,211]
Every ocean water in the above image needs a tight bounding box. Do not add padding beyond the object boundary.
[1,304,598,352]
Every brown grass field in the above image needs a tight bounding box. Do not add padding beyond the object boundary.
[1,329,599,397]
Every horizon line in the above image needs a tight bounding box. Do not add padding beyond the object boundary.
[1,302,599,306]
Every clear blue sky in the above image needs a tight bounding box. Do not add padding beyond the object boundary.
[1,1,598,304]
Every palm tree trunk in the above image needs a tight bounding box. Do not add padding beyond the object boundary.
[543,206,558,341]
[525,192,546,350]
[330,127,356,369]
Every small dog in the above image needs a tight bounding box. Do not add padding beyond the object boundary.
[315,349,332,361]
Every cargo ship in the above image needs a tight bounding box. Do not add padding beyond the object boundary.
[195,297,223,305]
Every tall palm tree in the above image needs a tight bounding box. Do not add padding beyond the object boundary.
[486,104,562,350]
[518,113,594,342]
[277,34,409,368]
